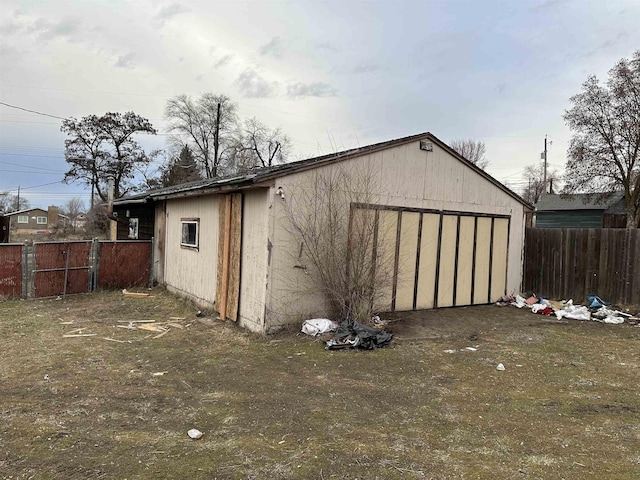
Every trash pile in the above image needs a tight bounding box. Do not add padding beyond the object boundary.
[496,293,638,325]
[301,317,393,350]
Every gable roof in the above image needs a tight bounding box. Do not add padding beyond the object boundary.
[535,192,625,212]
[114,132,532,209]
[2,208,68,218]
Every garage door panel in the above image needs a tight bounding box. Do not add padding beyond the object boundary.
[395,212,420,311]
[473,217,492,304]
[455,216,475,306]
[373,210,398,312]
[436,215,457,308]
[415,213,439,309]
[490,218,509,302]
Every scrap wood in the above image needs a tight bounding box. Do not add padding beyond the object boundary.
[117,324,137,330]
[102,337,131,343]
[167,322,185,329]
[63,333,97,338]
[59,321,74,325]
[65,328,86,335]
[117,320,157,323]
[153,329,171,339]
[122,289,152,298]
[169,317,186,320]
[137,324,166,332]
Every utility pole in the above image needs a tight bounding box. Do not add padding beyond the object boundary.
[16,186,20,210]
[542,135,548,195]
[212,102,221,178]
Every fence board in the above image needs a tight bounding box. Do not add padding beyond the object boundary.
[524,228,640,305]
[98,241,151,289]
[0,244,22,297]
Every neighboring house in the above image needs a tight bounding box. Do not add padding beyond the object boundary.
[4,206,68,234]
[114,132,533,334]
[535,192,627,228]
[71,212,87,232]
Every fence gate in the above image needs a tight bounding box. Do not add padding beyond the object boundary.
[33,241,93,298]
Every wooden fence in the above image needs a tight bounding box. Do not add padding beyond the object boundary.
[0,240,152,299]
[523,228,640,305]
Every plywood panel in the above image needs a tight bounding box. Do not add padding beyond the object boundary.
[395,211,420,310]
[374,210,398,312]
[226,193,243,322]
[474,217,492,304]
[416,213,440,309]
[490,218,509,302]
[437,215,457,307]
[455,216,475,306]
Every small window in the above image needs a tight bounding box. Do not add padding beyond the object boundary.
[181,219,199,248]
[37,216,47,224]
[18,215,29,224]
[128,218,139,239]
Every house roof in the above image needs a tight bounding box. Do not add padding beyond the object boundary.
[114,132,533,209]
[3,208,68,218]
[535,192,625,212]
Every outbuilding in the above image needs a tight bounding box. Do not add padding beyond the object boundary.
[115,132,532,333]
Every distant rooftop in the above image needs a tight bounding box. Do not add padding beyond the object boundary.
[536,192,624,212]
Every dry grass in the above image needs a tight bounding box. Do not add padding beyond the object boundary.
[1,289,639,479]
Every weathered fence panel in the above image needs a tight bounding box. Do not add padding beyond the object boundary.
[0,244,23,297]
[98,241,151,289]
[33,241,92,298]
[0,240,152,300]
[524,228,640,305]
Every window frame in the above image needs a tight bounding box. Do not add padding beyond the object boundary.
[17,215,29,224]
[36,216,48,225]
[180,218,199,249]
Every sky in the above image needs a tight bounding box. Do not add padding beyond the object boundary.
[1,0,639,210]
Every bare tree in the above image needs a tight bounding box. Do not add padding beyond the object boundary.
[165,93,239,178]
[284,165,394,322]
[563,50,640,227]
[449,139,489,170]
[0,192,30,213]
[231,117,290,170]
[61,112,157,202]
[521,163,561,205]
[62,197,85,233]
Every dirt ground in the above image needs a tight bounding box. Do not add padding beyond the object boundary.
[1,289,639,479]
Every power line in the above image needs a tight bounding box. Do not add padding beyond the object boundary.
[0,101,65,120]
[0,159,65,172]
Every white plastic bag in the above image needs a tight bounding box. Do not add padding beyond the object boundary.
[301,318,338,336]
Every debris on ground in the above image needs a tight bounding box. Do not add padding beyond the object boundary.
[301,318,338,336]
[122,289,152,298]
[496,293,638,326]
[187,428,203,439]
[325,318,393,350]
[496,363,505,371]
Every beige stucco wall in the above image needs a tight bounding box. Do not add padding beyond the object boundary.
[264,139,527,329]
[162,195,220,307]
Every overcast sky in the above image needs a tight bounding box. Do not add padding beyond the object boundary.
[1,0,638,210]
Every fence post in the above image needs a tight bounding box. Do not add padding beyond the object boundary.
[90,238,100,292]
[149,237,155,288]
[21,241,28,298]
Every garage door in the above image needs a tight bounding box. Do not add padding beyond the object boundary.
[351,205,510,312]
